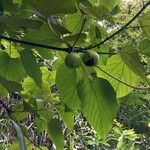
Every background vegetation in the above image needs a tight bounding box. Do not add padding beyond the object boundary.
[0,0,150,149]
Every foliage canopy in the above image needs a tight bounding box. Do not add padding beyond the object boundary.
[0,0,150,149]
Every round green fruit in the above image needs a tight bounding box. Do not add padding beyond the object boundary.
[65,53,82,69]
[83,51,99,66]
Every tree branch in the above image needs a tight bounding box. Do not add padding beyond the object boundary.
[0,35,69,51]
[0,35,116,55]
[96,66,150,91]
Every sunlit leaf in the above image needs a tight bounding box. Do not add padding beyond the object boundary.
[77,74,118,139]
[56,64,81,110]
[97,55,139,97]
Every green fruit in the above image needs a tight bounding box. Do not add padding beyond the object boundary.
[65,53,82,69]
[83,51,99,66]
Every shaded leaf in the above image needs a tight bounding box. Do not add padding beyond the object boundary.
[139,10,150,39]
[0,75,22,92]
[79,3,109,21]
[119,44,146,79]
[47,118,64,150]
[0,51,24,82]
[139,39,150,57]
[100,0,121,11]
[27,0,77,16]
[20,49,42,87]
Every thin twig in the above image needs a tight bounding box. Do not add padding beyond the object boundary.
[72,17,86,48]
[96,65,150,91]
[79,1,150,51]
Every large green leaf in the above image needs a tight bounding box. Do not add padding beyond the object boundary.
[97,55,139,98]
[77,75,118,139]
[0,51,24,82]
[11,120,27,150]
[47,118,64,150]
[20,49,42,87]
[56,64,81,110]
[119,44,146,79]
[139,39,150,57]
[26,0,77,16]
[139,10,150,39]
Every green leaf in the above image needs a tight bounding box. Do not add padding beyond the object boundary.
[9,139,47,150]
[139,10,150,39]
[119,92,144,106]
[119,44,146,79]
[97,55,139,97]
[47,118,64,150]
[139,39,150,57]
[88,24,107,44]
[11,120,27,150]
[0,83,7,95]
[22,67,51,100]
[64,33,87,46]
[49,19,71,35]
[36,118,47,133]
[56,64,81,110]
[100,0,121,11]
[77,75,118,139]
[22,28,62,46]
[36,48,54,60]
[79,3,109,21]
[26,0,77,16]
[0,51,24,82]
[59,103,74,130]
[12,103,28,121]
[0,0,4,12]
[20,49,42,87]
[0,75,22,92]
[64,13,84,34]
[5,16,43,30]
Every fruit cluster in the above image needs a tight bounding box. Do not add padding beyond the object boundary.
[65,51,99,69]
